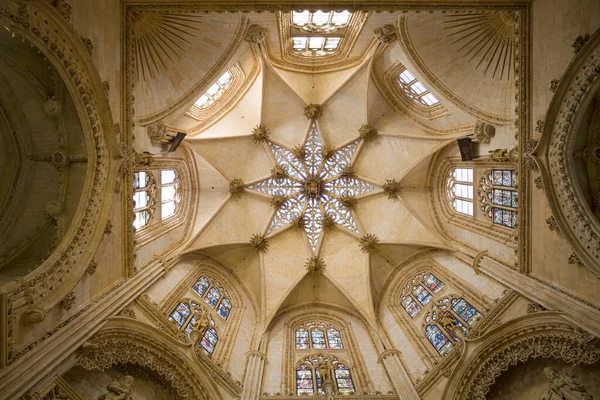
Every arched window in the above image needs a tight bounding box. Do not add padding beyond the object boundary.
[192,70,233,110]
[400,273,446,318]
[133,170,157,229]
[422,296,483,356]
[446,168,474,216]
[397,68,440,107]
[478,169,518,228]
[291,10,351,56]
[295,354,355,396]
[160,169,179,219]
[168,300,219,355]
[295,322,344,350]
[191,276,232,320]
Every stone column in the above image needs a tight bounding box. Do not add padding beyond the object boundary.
[241,350,267,400]
[378,349,420,400]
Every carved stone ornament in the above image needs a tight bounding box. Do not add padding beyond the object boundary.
[547,216,559,232]
[50,150,70,170]
[305,256,325,274]
[87,260,97,275]
[244,24,267,44]
[321,145,335,160]
[508,147,519,164]
[293,214,306,229]
[43,96,63,116]
[536,119,545,133]
[473,121,496,144]
[322,214,335,230]
[359,233,379,254]
[60,291,75,311]
[382,178,401,199]
[147,120,168,144]
[292,145,306,160]
[95,375,134,400]
[133,151,154,167]
[229,178,245,199]
[339,195,357,209]
[303,103,323,120]
[550,79,560,92]
[541,367,592,400]
[271,195,286,209]
[525,154,539,170]
[535,176,544,190]
[568,252,582,265]
[51,0,72,22]
[80,36,93,55]
[488,148,509,162]
[526,303,547,314]
[104,219,113,235]
[582,143,600,165]
[250,124,270,144]
[358,124,379,142]
[271,165,286,179]
[340,165,356,179]
[249,233,269,253]
[102,80,110,98]
[119,308,136,319]
[572,34,590,55]
[374,24,396,43]
[44,200,64,221]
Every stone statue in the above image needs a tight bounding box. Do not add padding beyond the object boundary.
[540,367,592,400]
[96,375,134,400]
[133,151,154,167]
[488,148,508,162]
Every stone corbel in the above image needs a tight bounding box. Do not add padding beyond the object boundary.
[23,306,47,324]
[146,120,169,145]
[374,25,397,43]
[473,121,496,144]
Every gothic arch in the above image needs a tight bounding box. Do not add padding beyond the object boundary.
[78,318,222,400]
[442,312,600,400]
[380,252,494,368]
[0,1,116,312]
[537,29,600,278]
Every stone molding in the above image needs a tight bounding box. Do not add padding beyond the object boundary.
[0,0,115,312]
[538,30,600,278]
[442,313,600,400]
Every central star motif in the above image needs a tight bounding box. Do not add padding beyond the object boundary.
[248,122,377,253]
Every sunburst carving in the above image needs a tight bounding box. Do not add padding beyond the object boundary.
[442,12,515,81]
[131,11,204,80]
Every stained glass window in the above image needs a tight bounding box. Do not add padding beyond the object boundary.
[397,67,440,107]
[193,277,210,297]
[200,328,218,354]
[334,365,355,395]
[425,325,453,356]
[168,302,191,329]
[311,329,326,349]
[423,273,444,294]
[401,296,422,318]
[184,315,197,337]
[326,328,343,349]
[296,328,310,350]
[133,171,155,229]
[205,287,221,308]
[451,298,482,326]
[412,284,433,305]
[296,364,314,395]
[160,169,179,220]
[479,169,518,228]
[447,168,474,216]
[217,298,231,320]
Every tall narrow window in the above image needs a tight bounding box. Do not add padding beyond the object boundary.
[400,272,446,318]
[479,169,518,228]
[425,325,453,356]
[160,169,179,219]
[296,364,314,395]
[326,328,343,349]
[334,364,355,395]
[200,327,218,354]
[133,170,156,229]
[296,328,310,350]
[295,322,344,349]
[311,329,326,349]
[451,298,482,326]
[191,276,232,320]
[168,302,191,329]
[447,167,474,216]
[397,68,440,107]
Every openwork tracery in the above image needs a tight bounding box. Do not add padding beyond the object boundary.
[400,272,446,318]
[478,169,518,228]
[168,299,219,355]
[422,296,483,356]
[295,321,343,350]
[296,353,356,396]
[248,122,377,252]
[133,170,157,229]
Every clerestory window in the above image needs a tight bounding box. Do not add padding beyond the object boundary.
[446,168,474,216]
[397,68,440,107]
[290,10,352,56]
[192,70,233,109]
[133,170,157,229]
[478,169,518,228]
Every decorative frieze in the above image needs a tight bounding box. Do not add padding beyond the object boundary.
[60,291,75,311]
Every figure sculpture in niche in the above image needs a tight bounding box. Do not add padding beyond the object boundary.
[96,375,134,400]
[488,148,509,162]
[540,367,592,400]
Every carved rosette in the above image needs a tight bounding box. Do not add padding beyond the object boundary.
[358,124,379,142]
[249,233,269,253]
[292,145,306,160]
[383,179,401,199]
[229,178,245,199]
[303,103,323,120]
[359,233,379,253]
[251,124,270,143]
[271,165,286,179]
[44,200,65,221]
[43,97,63,116]
[305,256,325,274]
[271,195,286,209]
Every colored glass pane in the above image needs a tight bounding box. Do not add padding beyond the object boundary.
[169,302,191,329]
[217,298,231,320]
[204,287,221,308]
[425,325,453,356]
[451,298,482,326]
[423,273,444,294]
[334,365,355,394]
[184,315,197,337]
[193,276,209,297]
[412,284,432,305]
[401,296,421,318]
[296,328,310,350]
[327,328,343,349]
[200,328,218,354]
[311,329,326,349]
[296,365,314,395]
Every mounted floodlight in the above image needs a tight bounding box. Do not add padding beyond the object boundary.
[168,132,187,152]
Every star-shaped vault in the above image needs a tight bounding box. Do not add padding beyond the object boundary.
[248,122,376,253]
[185,54,459,330]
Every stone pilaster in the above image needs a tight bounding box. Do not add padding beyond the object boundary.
[241,350,266,400]
[378,349,420,400]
